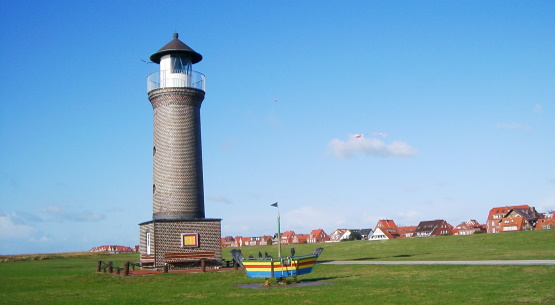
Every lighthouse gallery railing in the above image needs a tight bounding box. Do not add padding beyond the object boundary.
[147,70,205,93]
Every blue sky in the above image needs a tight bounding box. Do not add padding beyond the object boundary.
[1,1,554,255]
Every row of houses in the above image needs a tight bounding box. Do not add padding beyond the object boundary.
[222,205,554,247]
[89,245,137,253]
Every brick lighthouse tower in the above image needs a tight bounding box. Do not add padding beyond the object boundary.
[139,33,221,269]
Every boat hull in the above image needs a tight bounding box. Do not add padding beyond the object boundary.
[241,256,319,278]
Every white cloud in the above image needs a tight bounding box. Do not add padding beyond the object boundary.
[495,123,522,130]
[535,191,555,213]
[207,195,233,204]
[533,104,544,113]
[41,205,67,222]
[71,211,105,222]
[17,206,107,223]
[495,123,531,131]
[285,206,345,231]
[0,212,37,240]
[328,136,417,159]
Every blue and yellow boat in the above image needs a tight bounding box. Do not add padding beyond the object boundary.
[230,248,323,279]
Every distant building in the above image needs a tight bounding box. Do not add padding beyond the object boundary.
[358,228,374,240]
[280,231,296,245]
[292,234,310,244]
[329,229,350,242]
[498,207,540,232]
[535,211,555,230]
[370,219,400,240]
[397,226,417,238]
[307,229,330,243]
[486,205,531,233]
[221,236,234,248]
[454,219,486,235]
[90,245,134,253]
[412,220,454,237]
[230,236,251,248]
[259,235,274,246]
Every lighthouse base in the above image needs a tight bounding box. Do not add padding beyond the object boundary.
[139,218,222,269]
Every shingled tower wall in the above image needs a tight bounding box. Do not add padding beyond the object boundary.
[139,33,221,269]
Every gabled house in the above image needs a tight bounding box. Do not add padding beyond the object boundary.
[231,236,252,247]
[535,211,555,230]
[221,236,234,247]
[307,229,330,243]
[358,228,374,240]
[370,219,400,240]
[247,236,263,246]
[89,245,134,253]
[499,207,540,232]
[487,205,531,233]
[329,229,349,242]
[412,220,454,237]
[280,231,295,245]
[454,219,486,235]
[396,226,417,238]
[292,234,309,244]
[259,235,273,246]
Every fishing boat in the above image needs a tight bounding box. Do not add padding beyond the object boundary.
[230,247,323,279]
[231,202,324,284]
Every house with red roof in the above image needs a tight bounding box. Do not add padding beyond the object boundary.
[486,205,531,233]
[280,231,295,245]
[230,236,252,247]
[329,229,350,242]
[221,236,234,248]
[259,235,274,246]
[369,219,400,240]
[535,211,555,230]
[498,207,540,232]
[89,245,134,253]
[412,220,454,237]
[292,234,310,244]
[454,219,486,235]
[307,229,330,243]
[396,226,417,238]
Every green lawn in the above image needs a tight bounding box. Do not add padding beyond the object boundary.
[232,229,555,261]
[1,230,554,304]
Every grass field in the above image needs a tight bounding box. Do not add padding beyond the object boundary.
[1,230,554,304]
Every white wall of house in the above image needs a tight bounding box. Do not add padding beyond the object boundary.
[369,228,389,240]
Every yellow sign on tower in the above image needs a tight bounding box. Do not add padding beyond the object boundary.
[181,233,199,248]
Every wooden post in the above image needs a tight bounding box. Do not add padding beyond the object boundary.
[201,258,206,272]
[96,261,102,272]
[124,262,129,276]
[108,261,113,273]
[234,260,238,270]
[163,264,169,273]
[271,261,275,278]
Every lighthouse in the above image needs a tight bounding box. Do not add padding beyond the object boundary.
[139,33,222,269]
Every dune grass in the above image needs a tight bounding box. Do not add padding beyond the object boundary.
[0,230,553,304]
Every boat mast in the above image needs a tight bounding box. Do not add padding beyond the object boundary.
[271,202,281,258]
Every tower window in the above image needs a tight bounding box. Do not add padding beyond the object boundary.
[171,56,192,73]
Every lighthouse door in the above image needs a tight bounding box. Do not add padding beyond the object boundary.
[146,232,151,255]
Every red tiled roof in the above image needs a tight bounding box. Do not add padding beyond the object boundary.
[487,205,530,219]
